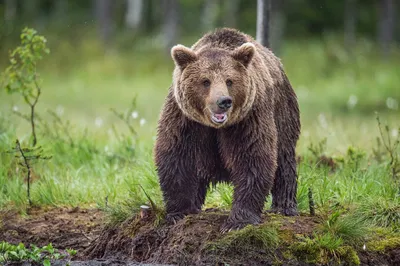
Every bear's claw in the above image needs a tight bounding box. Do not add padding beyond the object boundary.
[166,212,186,224]
[220,220,259,234]
[267,207,298,216]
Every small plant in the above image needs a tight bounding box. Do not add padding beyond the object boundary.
[0,241,76,265]
[375,113,400,183]
[7,139,51,207]
[2,27,50,147]
[109,96,139,163]
[357,197,400,230]
[319,211,368,245]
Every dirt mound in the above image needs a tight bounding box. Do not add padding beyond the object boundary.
[2,207,399,265]
[0,207,103,253]
[82,210,320,265]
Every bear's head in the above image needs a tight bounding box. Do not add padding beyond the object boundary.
[171,42,257,128]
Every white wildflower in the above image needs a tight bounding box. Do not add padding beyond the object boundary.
[95,117,103,127]
[386,97,399,110]
[392,129,399,138]
[140,118,146,126]
[12,106,18,112]
[363,244,366,250]
[318,113,328,129]
[56,105,64,116]
[347,94,358,109]
[131,111,138,119]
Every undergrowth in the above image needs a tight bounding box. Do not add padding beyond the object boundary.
[0,242,76,265]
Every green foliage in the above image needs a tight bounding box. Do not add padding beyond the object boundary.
[357,197,400,230]
[3,27,49,95]
[291,233,360,265]
[0,241,76,265]
[206,224,280,256]
[2,27,50,147]
[319,211,368,245]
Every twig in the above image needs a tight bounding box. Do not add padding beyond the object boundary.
[15,139,32,206]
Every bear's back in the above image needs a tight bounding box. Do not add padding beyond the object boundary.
[192,28,253,52]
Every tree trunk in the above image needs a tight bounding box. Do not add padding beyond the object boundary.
[344,0,357,52]
[4,0,17,22]
[378,0,395,58]
[223,0,240,28]
[162,0,180,54]
[125,0,144,30]
[53,0,68,22]
[202,0,219,32]
[256,0,271,47]
[270,0,285,55]
[95,0,115,46]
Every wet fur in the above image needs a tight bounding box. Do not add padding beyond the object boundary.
[154,28,301,231]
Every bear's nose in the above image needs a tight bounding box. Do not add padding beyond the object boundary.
[216,96,232,110]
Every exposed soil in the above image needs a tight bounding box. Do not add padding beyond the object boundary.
[1,207,400,266]
[0,207,103,253]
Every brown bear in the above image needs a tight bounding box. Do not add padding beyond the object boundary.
[154,28,300,232]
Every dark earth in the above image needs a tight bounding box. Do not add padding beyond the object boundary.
[1,207,399,266]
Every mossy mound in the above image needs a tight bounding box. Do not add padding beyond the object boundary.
[81,210,400,266]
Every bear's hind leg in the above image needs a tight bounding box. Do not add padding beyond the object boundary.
[270,146,298,216]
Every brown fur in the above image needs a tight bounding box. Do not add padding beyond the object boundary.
[154,28,301,232]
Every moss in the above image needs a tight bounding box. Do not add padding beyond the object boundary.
[337,246,361,265]
[366,236,400,253]
[206,223,280,255]
[290,233,360,265]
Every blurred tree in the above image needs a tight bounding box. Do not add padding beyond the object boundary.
[202,0,219,32]
[94,0,115,46]
[4,0,16,21]
[125,0,143,31]
[344,0,357,53]
[270,0,285,54]
[378,0,395,58]
[22,0,39,23]
[223,0,240,28]
[162,0,180,54]
[53,0,68,23]
[256,0,271,47]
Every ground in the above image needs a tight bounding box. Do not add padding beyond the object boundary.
[1,207,399,266]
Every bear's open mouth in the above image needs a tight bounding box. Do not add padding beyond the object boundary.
[211,113,227,124]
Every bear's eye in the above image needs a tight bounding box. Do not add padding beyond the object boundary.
[203,79,211,88]
[226,79,233,87]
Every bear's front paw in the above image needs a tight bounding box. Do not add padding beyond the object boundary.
[166,212,186,224]
[268,207,298,216]
[220,218,260,233]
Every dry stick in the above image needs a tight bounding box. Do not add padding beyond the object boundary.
[308,187,315,216]
[15,139,32,206]
[376,115,400,180]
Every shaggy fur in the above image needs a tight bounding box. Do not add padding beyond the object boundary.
[154,28,301,232]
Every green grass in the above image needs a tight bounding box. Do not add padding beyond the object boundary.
[0,31,399,238]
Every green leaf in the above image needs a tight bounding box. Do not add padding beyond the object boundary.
[43,258,51,266]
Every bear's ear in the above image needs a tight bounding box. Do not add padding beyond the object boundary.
[171,44,198,69]
[232,42,256,67]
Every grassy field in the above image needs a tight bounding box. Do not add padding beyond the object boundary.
[0,29,399,264]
